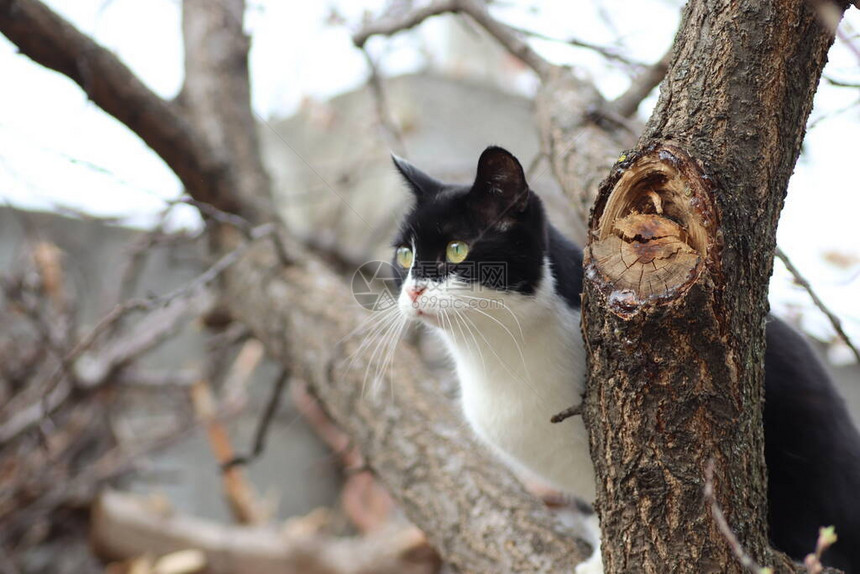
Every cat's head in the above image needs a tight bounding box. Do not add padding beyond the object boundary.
[391,146,549,327]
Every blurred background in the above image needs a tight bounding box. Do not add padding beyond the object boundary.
[1,1,859,572]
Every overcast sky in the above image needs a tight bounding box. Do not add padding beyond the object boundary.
[0,0,858,357]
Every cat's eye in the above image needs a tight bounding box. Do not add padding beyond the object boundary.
[446,241,469,264]
[396,246,414,268]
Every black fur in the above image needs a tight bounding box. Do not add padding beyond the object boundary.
[392,147,548,293]
[764,318,860,571]
[393,147,860,571]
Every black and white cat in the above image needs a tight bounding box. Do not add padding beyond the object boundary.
[390,146,860,572]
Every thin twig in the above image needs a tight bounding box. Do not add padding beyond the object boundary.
[0,399,246,544]
[223,368,291,469]
[775,247,860,364]
[352,0,460,48]
[177,196,254,236]
[507,24,645,70]
[610,49,673,118]
[550,403,582,423]
[353,0,558,80]
[823,75,860,88]
[804,526,839,573]
[0,290,212,444]
[704,459,773,574]
[361,49,408,157]
[0,225,276,445]
[191,378,266,525]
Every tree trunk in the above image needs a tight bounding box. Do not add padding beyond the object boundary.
[1,0,849,571]
[581,0,844,572]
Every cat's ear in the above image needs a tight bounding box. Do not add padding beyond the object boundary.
[391,154,442,201]
[471,146,529,213]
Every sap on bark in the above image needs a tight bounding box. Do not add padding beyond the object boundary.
[585,143,719,318]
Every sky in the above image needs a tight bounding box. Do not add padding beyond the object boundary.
[0,0,858,358]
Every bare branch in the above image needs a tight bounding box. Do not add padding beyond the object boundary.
[507,24,646,70]
[0,0,264,219]
[181,0,273,219]
[352,0,459,48]
[361,49,408,156]
[92,490,439,574]
[224,368,290,469]
[705,460,773,574]
[0,398,246,544]
[550,403,582,423]
[353,0,557,80]
[0,219,278,445]
[823,75,860,88]
[775,247,860,364]
[190,378,267,525]
[0,287,214,444]
[610,49,673,118]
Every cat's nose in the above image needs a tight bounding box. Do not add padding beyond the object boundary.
[407,285,427,303]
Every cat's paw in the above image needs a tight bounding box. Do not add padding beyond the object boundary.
[574,549,603,574]
[574,513,603,574]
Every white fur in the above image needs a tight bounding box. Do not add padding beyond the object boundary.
[398,257,602,572]
[576,513,604,574]
[397,257,595,500]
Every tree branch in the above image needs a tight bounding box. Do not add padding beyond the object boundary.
[221,236,592,571]
[353,0,557,80]
[0,0,268,220]
[776,247,860,364]
[0,0,597,570]
[609,49,672,118]
[352,0,643,221]
[92,490,439,574]
[352,0,459,48]
[582,0,847,570]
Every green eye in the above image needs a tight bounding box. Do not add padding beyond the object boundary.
[446,241,469,264]
[396,246,413,268]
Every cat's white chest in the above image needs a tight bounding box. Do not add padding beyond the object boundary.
[439,267,595,501]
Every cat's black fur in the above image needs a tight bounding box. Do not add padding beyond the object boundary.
[392,146,860,571]
[391,148,547,292]
[764,319,860,571]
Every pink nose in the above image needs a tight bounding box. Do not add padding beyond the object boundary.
[407,285,426,303]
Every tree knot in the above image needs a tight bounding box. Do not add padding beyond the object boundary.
[585,143,718,318]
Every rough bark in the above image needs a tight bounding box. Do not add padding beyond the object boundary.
[177,2,590,570]
[222,236,592,573]
[581,1,844,572]
[1,0,848,571]
[351,1,647,224]
[0,0,250,219]
[534,68,639,226]
[0,1,597,571]
[181,0,272,221]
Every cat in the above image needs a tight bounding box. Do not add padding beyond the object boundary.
[390,146,860,572]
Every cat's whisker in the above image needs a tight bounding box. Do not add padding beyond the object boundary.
[362,314,402,393]
[336,303,401,345]
[344,305,399,345]
[370,312,408,393]
[442,308,476,371]
[375,315,407,397]
[356,310,404,396]
[456,307,530,388]
[451,307,487,377]
[455,298,532,382]
[388,318,409,398]
[456,292,526,343]
[345,307,401,374]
